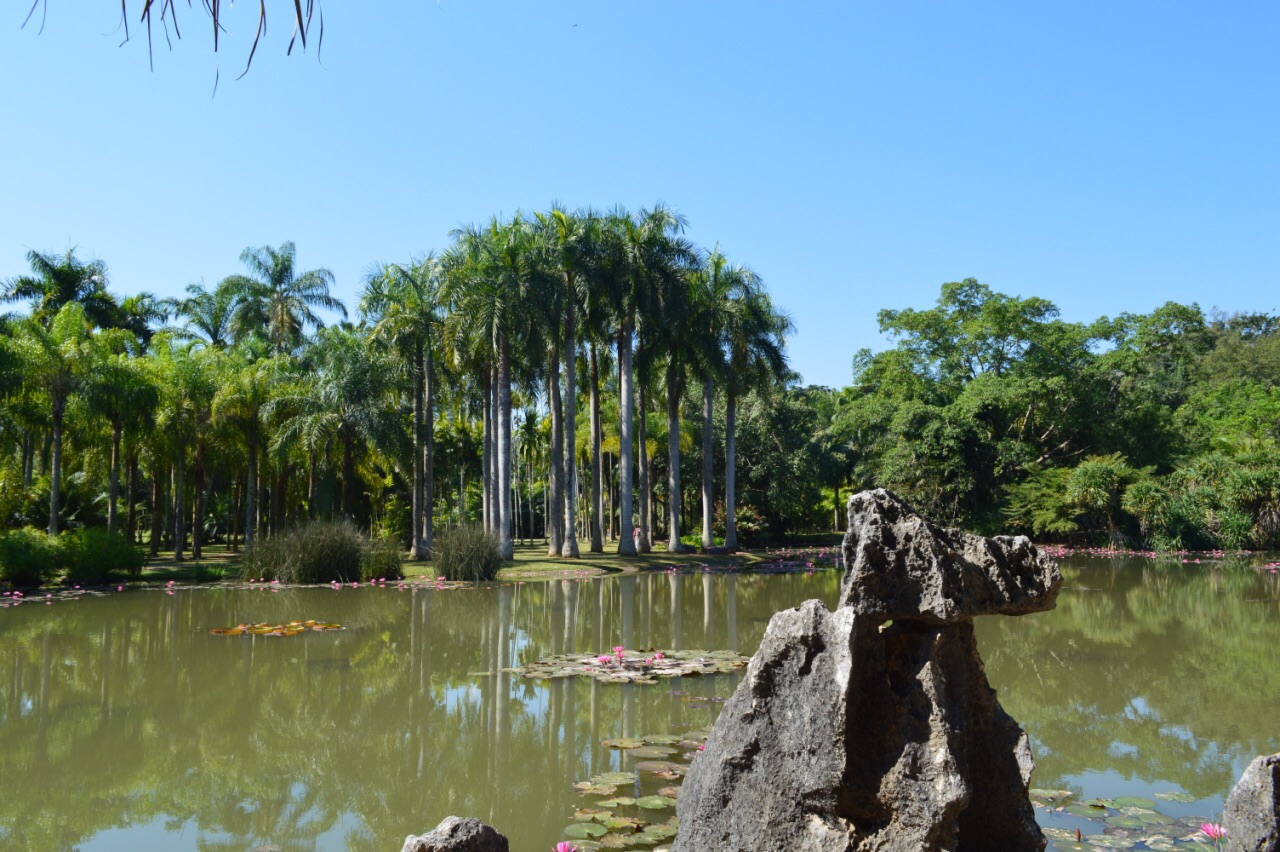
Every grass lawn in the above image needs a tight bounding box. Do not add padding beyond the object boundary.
[136,538,782,584]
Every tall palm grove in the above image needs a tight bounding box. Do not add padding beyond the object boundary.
[0,205,794,565]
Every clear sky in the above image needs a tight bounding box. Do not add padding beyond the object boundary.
[1,2,1276,389]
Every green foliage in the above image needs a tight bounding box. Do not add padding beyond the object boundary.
[58,528,146,583]
[432,525,503,582]
[238,520,404,584]
[0,527,60,587]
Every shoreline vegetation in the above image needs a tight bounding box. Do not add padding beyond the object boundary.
[4,214,1280,595]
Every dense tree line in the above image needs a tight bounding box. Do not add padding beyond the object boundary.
[0,205,796,567]
[822,279,1280,550]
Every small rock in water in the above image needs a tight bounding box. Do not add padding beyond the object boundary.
[401,816,509,852]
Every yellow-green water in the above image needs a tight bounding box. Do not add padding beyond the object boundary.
[1,557,1276,851]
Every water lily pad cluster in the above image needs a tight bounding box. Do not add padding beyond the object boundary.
[509,649,748,685]
[1032,789,1224,850]
[560,728,711,851]
[209,620,344,637]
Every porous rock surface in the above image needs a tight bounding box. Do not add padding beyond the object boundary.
[673,489,1060,852]
[400,817,509,852]
[1225,753,1280,852]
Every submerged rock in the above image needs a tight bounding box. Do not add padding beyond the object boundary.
[1224,753,1280,852]
[673,489,1059,852]
[401,816,509,852]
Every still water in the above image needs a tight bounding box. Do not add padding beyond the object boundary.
[1,557,1277,851]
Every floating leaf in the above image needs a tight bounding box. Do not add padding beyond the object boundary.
[591,771,638,786]
[1153,791,1197,803]
[1084,836,1135,849]
[635,795,677,810]
[597,797,636,808]
[602,738,646,750]
[1066,803,1112,817]
[1105,815,1147,828]
[563,822,608,839]
[1112,796,1157,809]
[627,746,678,759]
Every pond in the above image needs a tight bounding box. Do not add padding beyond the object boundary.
[1,555,1277,852]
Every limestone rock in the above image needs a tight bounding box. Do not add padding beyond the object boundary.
[401,817,509,852]
[674,489,1056,852]
[840,489,1060,623]
[1225,753,1280,852]
[673,600,1045,851]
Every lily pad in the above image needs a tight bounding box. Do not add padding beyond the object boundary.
[636,795,678,810]
[633,760,680,774]
[642,734,683,745]
[1112,796,1157,809]
[1031,789,1076,802]
[1084,836,1135,849]
[591,771,639,786]
[1153,790,1197,803]
[1104,815,1146,829]
[573,783,617,797]
[1066,803,1112,817]
[603,738,646,750]
[598,797,636,808]
[564,822,608,839]
[627,746,678,759]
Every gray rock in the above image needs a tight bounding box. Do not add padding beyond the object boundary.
[840,489,1061,623]
[674,489,1054,852]
[1225,753,1280,852]
[401,817,509,852]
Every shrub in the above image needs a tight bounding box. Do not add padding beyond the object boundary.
[238,520,404,584]
[0,528,60,587]
[59,528,146,583]
[433,525,502,582]
[364,535,406,581]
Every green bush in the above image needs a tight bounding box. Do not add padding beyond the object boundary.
[59,528,147,583]
[0,528,60,587]
[238,520,404,584]
[433,525,502,582]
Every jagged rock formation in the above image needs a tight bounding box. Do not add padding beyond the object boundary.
[400,817,509,852]
[673,489,1060,852]
[1225,753,1280,852]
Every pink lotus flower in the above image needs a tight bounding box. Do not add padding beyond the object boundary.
[1201,823,1227,848]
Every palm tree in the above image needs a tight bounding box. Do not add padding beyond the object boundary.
[165,279,239,349]
[607,205,697,555]
[443,217,538,560]
[224,241,345,354]
[361,255,445,559]
[2,248,121,329]
[213,352,276,545]
[721,281,791,550]
[152,340,217,560]
[271,328,402,520]
[12,303,95,534]
[86,343,160,534]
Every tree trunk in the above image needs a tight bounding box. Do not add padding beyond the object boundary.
[48,402,64,536]
[616,314,637,555]
[341,435,356,520]
[149,466,163,557]
[562,302,580,557]
[410,346,426,560]
[637,381,651,552]
[173,455,185,562]
[244,444,258,547]
[589,342,604,553]
[701,376,715,551]
[548,346,564,557]
[230,475,239,552]
[482,369,493,533]
[21,432,33,487]
[423,346,436,556]
[307,449,318,522]
[497,335,514,560]
[192,451,205,560]
[273,459,288,533]
[666,369,684,552]
[724,388,739,550]
[108,422,122,535]
[126,451,139,544]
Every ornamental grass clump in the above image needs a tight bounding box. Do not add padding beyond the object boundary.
[0,528,61,587]
[238,520,404,584]
[433,524,503,582]
[59,528,146,583]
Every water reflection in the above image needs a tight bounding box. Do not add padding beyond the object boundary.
[1,558,1276,851]
[0,571,837,852]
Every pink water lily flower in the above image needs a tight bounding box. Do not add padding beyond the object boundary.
[555,842,579,852]
[612,645,626,656]
[595,655,613,665]
[1201,822,1227,842]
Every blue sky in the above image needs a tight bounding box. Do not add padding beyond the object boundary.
[1,2,1276,389]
